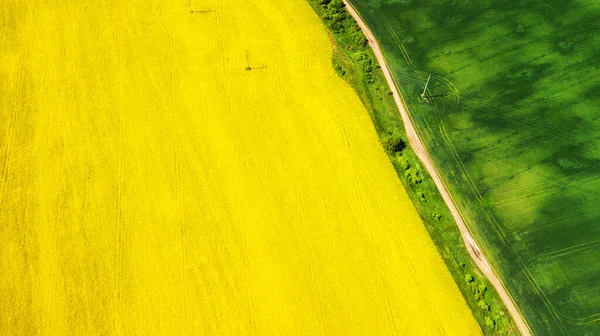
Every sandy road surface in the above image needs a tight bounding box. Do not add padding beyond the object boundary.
[342,1,532,335]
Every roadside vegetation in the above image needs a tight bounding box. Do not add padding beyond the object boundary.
[306,1,518,334]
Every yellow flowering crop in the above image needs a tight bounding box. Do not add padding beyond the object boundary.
[0,0,480,334]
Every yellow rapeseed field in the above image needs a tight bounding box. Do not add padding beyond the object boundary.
[0,0,480,334]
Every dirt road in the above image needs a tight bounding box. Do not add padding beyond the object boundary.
[342,1,532,335]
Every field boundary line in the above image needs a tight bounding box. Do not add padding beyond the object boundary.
[342,1,532,335]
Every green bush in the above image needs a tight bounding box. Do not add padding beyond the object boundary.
[404,167,422,184]
[396,155,410,170]
[353,32,368,47]
[478,300,491,311]
[485,316,496,328]
[382,133,406,153]
[474,282,487,300]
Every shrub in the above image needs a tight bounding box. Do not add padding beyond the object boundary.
[472,282,487,299]
[334,64,346,77]
[396,154,410,170]
[464,274,474,283]
[478,300,490,311]
[326,0,345,13]
[382,133,406,153]
[404,168,422,184]
[353,32,368,48]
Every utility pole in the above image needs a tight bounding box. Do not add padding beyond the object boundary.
[421,74,431,100]
[245,51,252,71]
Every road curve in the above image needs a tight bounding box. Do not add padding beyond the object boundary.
[341,1,532,335]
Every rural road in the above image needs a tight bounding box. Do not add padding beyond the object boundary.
[341,1,532,335]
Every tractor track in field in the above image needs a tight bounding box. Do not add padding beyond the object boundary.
[342,1,532,335]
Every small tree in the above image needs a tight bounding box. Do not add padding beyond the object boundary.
[485,316,496,329]
[405,168,422,184]
[326,0,345,13]
[382,133,406,153]
[478,300,490,311]
[353,32,368,48]
[396,154,410,170]
[472,281,488,300]
[464,274,474,283]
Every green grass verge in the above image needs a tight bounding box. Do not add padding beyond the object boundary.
[306,1,518,335]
